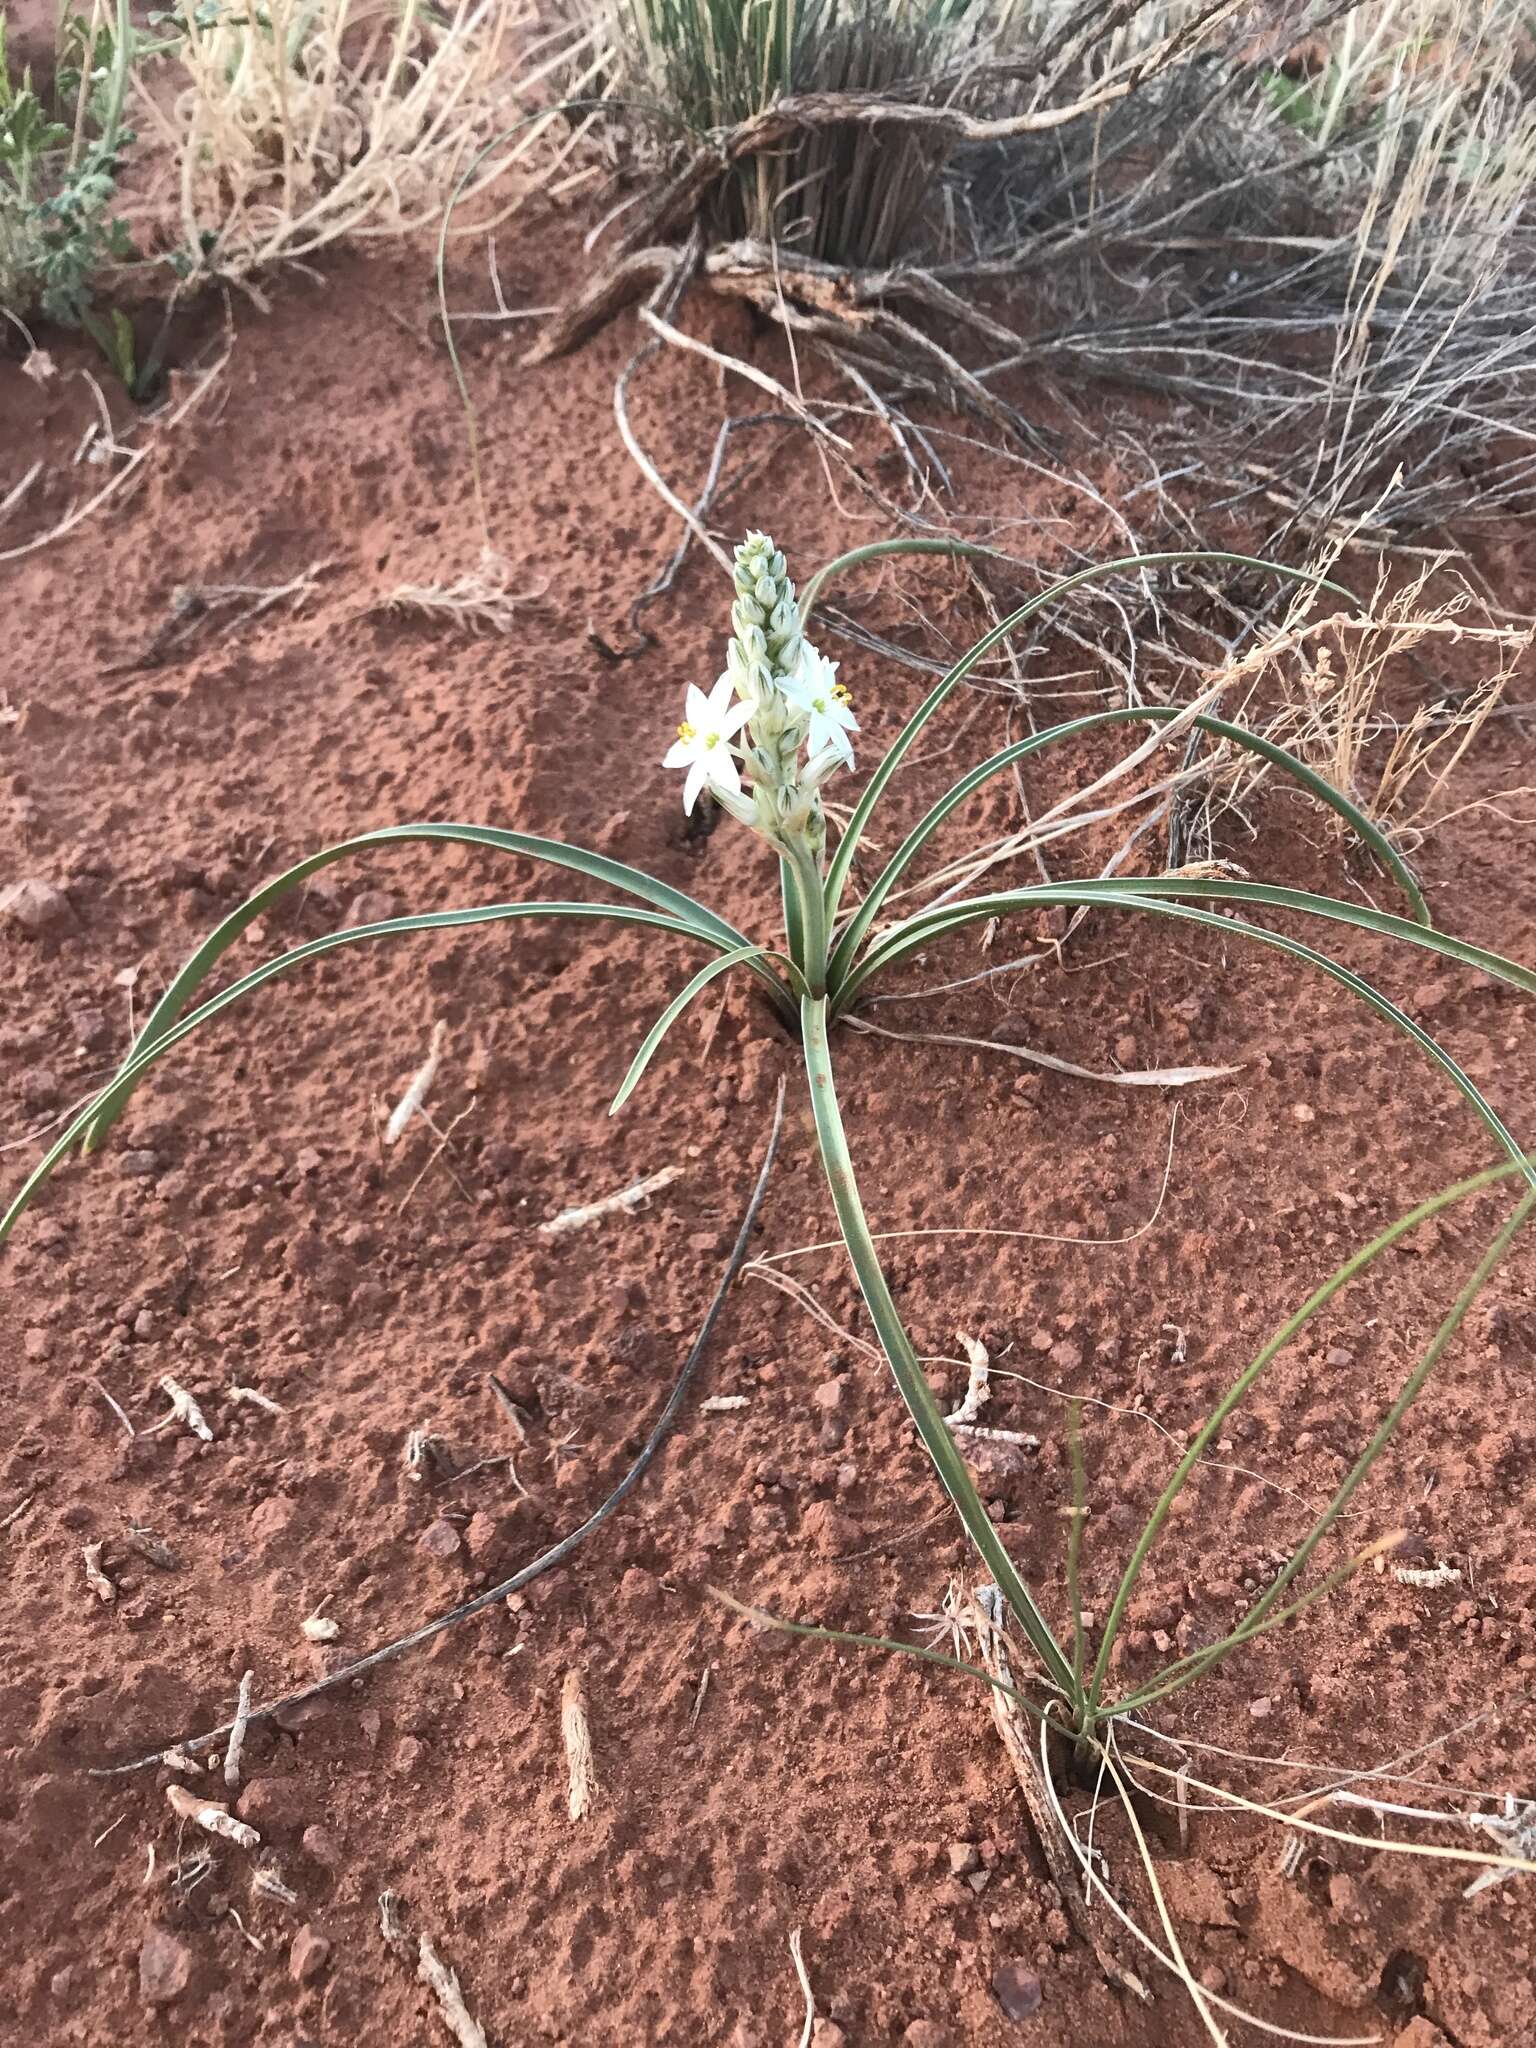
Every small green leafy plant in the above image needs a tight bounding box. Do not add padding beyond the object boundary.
[0,0,135,334]
[5,532,1532,1776]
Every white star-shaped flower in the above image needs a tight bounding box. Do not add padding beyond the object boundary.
[662,673,750,815]
[782,643,857,769]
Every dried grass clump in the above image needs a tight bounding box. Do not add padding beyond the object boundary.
[135,0,593,284]
[506,0,1536,567]
[1195,561,1534,844]
[604,0,1010,266]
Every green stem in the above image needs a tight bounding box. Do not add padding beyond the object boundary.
[1086,1153,1532,1712]
[1066,1399,1088,1712]
[799,992,1078,1700]
[98,0,133,160]
[783,837,830,995]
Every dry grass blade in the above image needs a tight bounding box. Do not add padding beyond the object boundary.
[378,551,538,636]
[562,1668,598,1820]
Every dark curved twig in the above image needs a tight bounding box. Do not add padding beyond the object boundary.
[89,1077,788,1777]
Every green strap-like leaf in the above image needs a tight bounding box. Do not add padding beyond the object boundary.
[827,704,1429,989]
[800,994,1079,1697]
[1103,1183,1536,1723]
[820,550,1358,924]
[82,822,784,1151]
[842,875,1536,1015]
[846,886,1533,1185]
[3,899,729,1248]
[611,943,801,1115]
[1086,1151,1532,1713]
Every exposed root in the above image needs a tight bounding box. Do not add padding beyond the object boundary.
[968,1591,1152,2005]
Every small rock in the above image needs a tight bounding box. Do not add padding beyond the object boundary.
[19,1066,57,1107]
[1393,2023,1450,2048]
[902,2026,954,2048]
[947,1841,981,1876]
[1,878,74,935]
[810,2025,848,2048]
[346,890,401,929]
[293,1147,323,1177]
[1325,1346,1354,1368]
[70,1007,112,1051]
[237,1775,310,1825]
[1291,1103,1317,1124]
[811,1377,845,1413]
[1249,1695,1273,1720]
[23,1328,52,1360]
[272,1695,333,1735]
[138,1927,191,2006]
[799,1500,855,1557]
[132,1308,156,1341]
[419,1518,462,1561]
[464,1510,504,1559]
[288,1925,331,1985]
[301,1823,343,1869]
[121,1150,160,1179]
[1327,1873,1369,1927]
[992,1962,1043,2021]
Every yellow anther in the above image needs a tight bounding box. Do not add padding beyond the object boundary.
[832,682,853,706]
[677,721,696,743]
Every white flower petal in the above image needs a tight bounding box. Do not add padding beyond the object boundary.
[707,751,743,796]
[682,759,708,815]
[684,682,712,726]
[662,739,693,768]
[706,670,739,721]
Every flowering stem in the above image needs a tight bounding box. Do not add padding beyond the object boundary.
[783,839,830,996]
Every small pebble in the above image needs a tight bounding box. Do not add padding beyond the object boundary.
[0,877,74,935]
[419,1518,462,1561]
[992,1962,1043,2021]
[288,1925,331,1985]
[138,1928,191,2006]
[301,1823,343,1869]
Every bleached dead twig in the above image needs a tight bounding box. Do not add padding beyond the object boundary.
[159,1376,214,1442]
[166,1783,260,1849]
[946,1334,992,1426]
[789,1926,816,2048]
[254,1865,298,1905]
[418,1933,490,2048]
[1394,1561,1463,1589]
[228,1384,285,1415]
[386,1022,447,1145]
[539,1164,684,1236]
[562,1669,597,1821]
[302,1601,340,1642]
[224,1671,254,1790]
[89,1377,135,1438]
[700,1394,750,1414]
[379,1889,409,1953]
[404,1427,448,1484]
[82,1541,116,1604]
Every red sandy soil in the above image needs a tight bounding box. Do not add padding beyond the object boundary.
[3,210,1536,2048]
